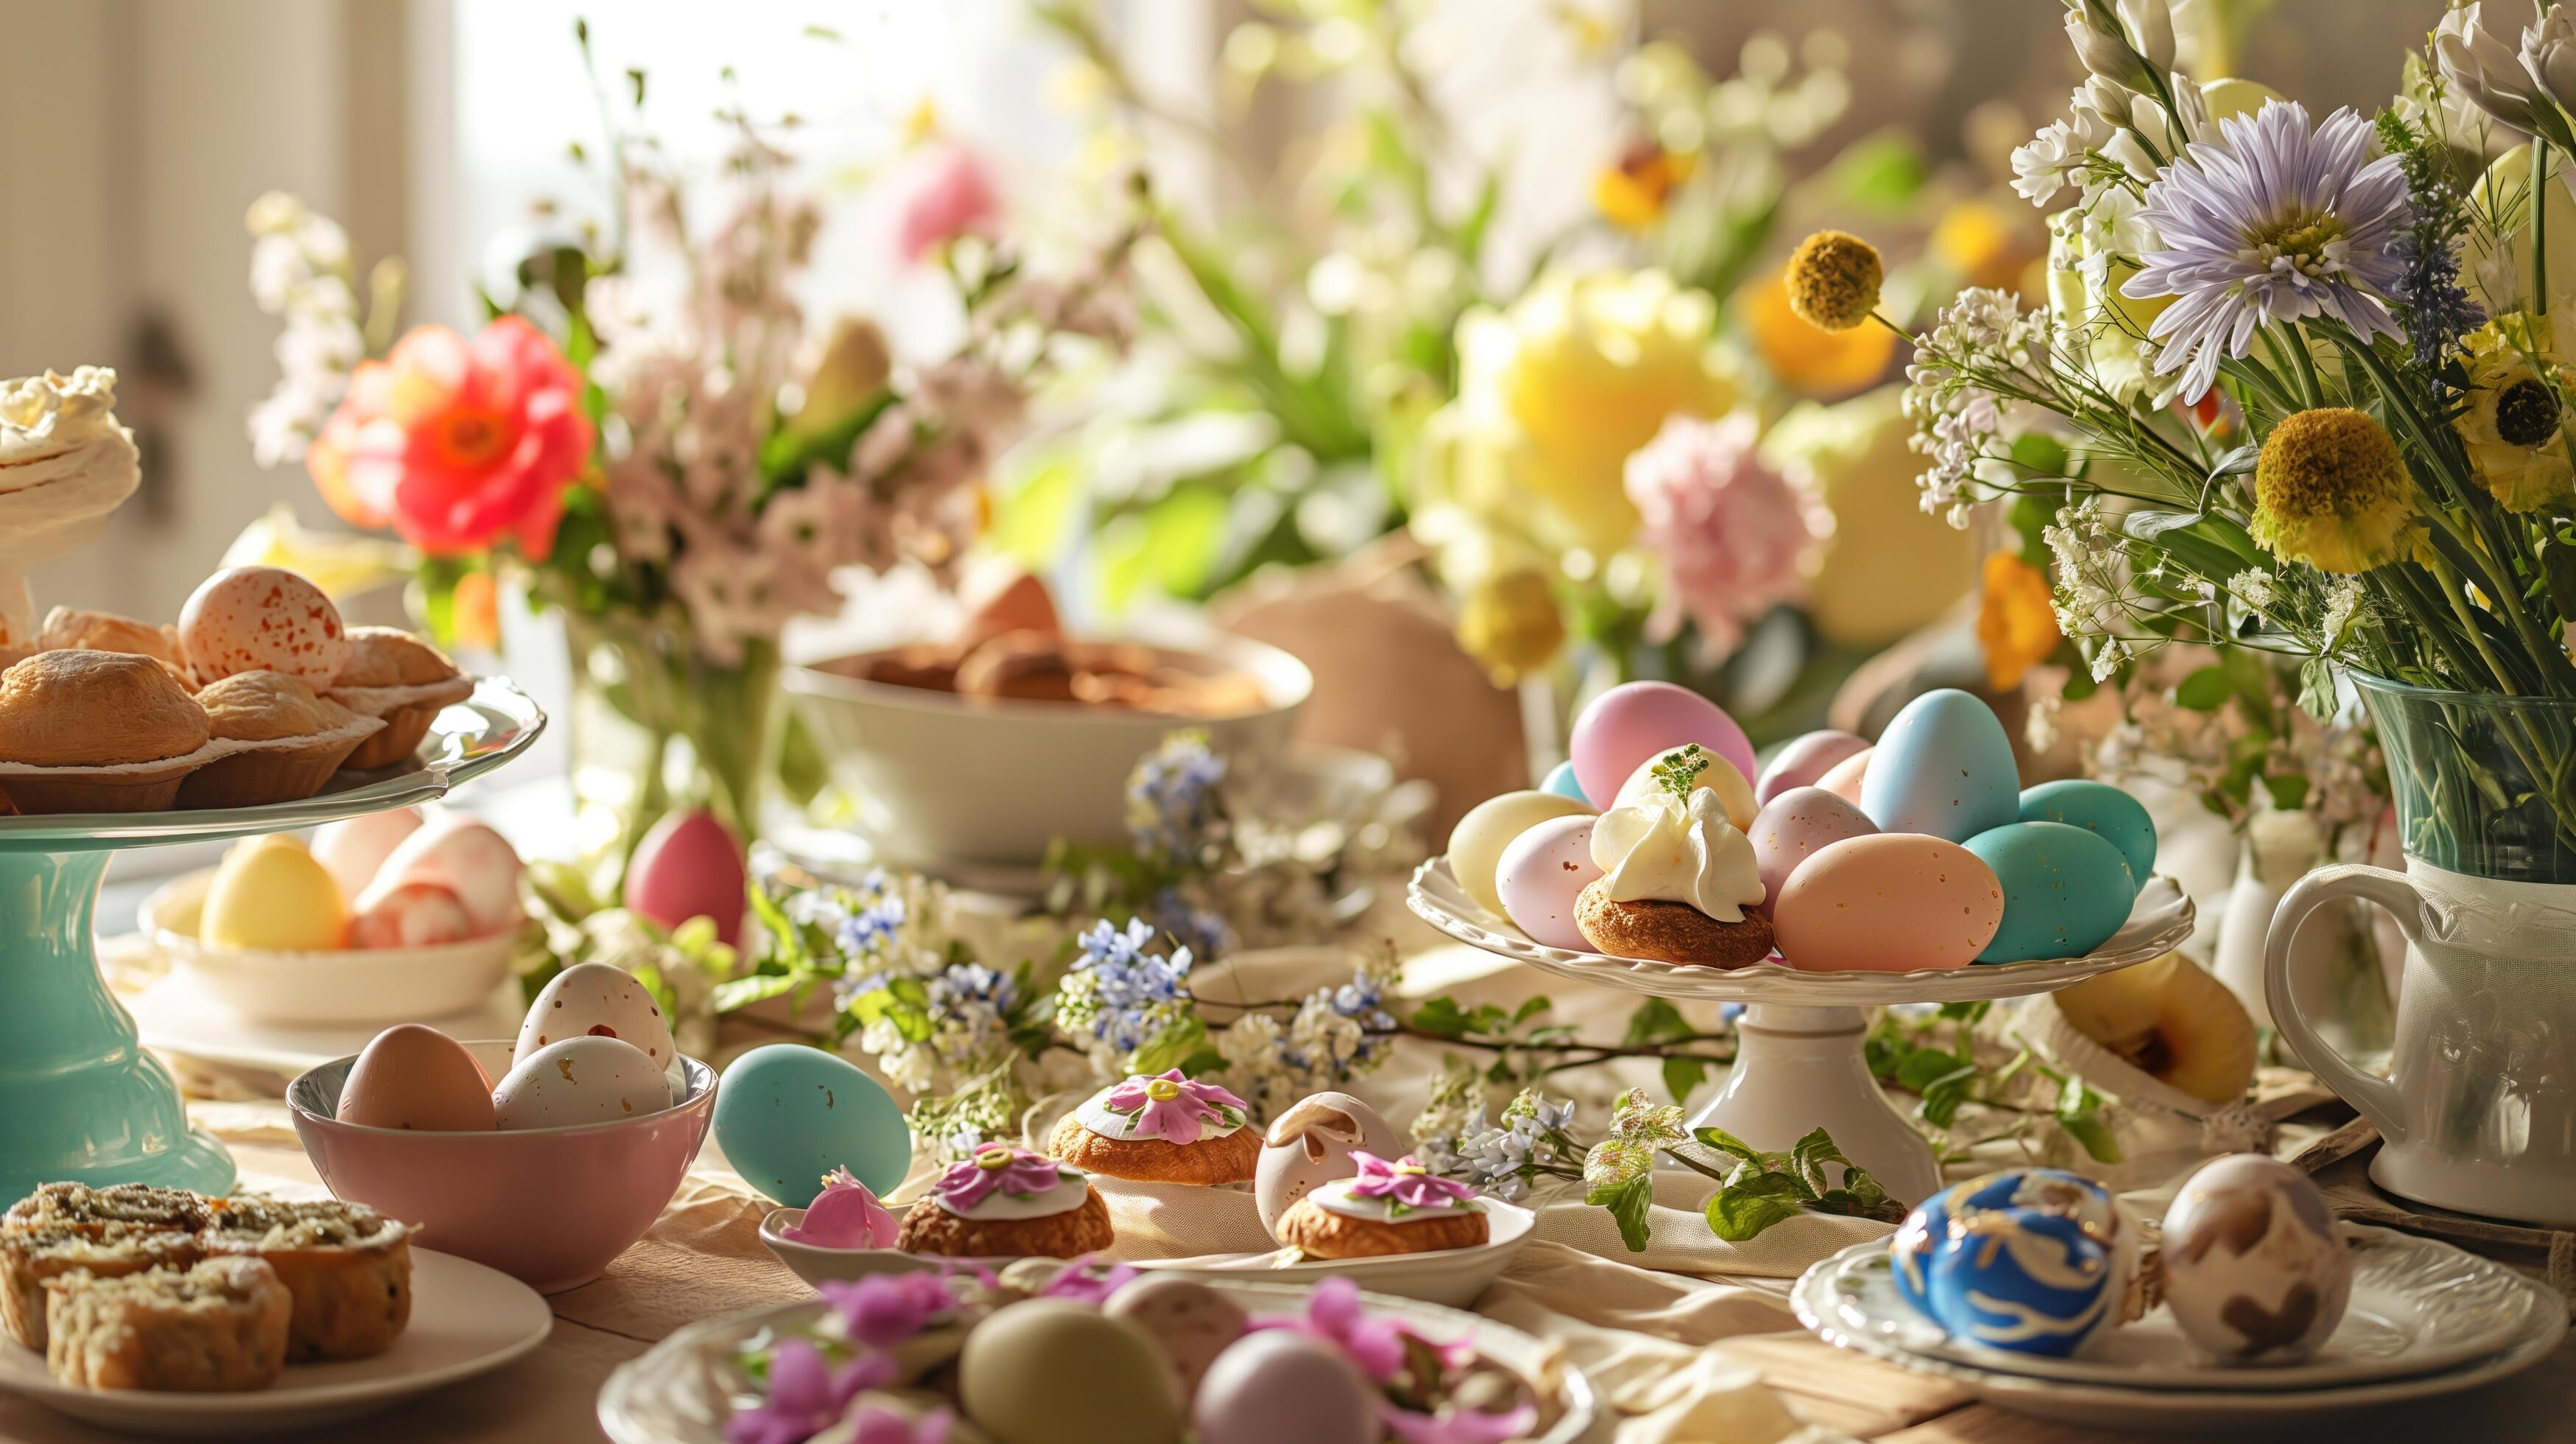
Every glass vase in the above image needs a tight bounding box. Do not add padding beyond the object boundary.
[2351,673,2576,884]
[566,614,781,872]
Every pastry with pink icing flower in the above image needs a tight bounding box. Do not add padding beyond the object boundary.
[896,1143,1115,1258]
[777,1168,902,1250]
[1045,1068,1258,1186]
[1271,1152,1489,1258]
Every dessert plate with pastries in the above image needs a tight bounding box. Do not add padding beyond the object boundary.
[0,1182,549,1437]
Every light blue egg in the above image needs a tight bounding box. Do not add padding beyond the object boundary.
[1964,821,2135,963]
[1891,1168,2130,1357]
[713,1043,912,1205]
[1540,760,1590,803]
[1859,689,2019,843]
[2020,779,2156,881]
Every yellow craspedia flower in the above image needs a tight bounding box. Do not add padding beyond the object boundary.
[1455,569,1565,684]
[2456,313,2576,513]
[1783,230,1884,332]
[1593,141,1697,231]
[1740,264,1898,398]
[2251,408,2417,574]
[1976,550,2061,691]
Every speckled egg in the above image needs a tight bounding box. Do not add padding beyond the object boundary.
[2020,779,2158,882]
[491,1036,670,1130]
[1567,681,1755,811]
[1817,746,1872,803]
[1257,1092,1403,1237]
[178,566,348,684]
[712,1042,911,1204]
[1495,813,1601,950]
[1104,1274,1248,1405]
[1771,833,2003,972]
[360,812,522,936]
[1447,790,1591,916]
[962,1299,1183,1444]
[518,961,677,1070]
[1611,746,1756,827]
[1540,759,1590,802]
[1747,787,1877,917]
[1859,689,2020,842]
[338,1024,494,1130]
[348,882,474,949]
[1963,821,2137,963]
[1756,730,1870,805]
[2161,1154,2351,1363]
[1892,1168,2141,1358]
[1191,1328,1378,1444]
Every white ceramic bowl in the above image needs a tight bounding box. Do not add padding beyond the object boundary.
[784,632,1310,870]
[758,1203,1014,1286]
[140,867,519,1026]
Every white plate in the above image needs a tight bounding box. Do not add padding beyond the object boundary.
[1131,1197,1537,1310]
[597,1278,1593,1444]
[759,1204,1017,1285]
[131,969,524,1084]
[1408,857,2196,1005]
[0,1247,552,1438]
[140,868,519,1026]
[1793,1230,2568,1428]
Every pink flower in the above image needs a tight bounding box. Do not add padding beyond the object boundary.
[781,1168,900,1250]
[933,1143,1069,1213]
[723,1339,892,1444]
[1621,412,1829,663]
[844,1406,952,1444]
[817,1272,959,1348]
[1098,1069,1249,1146]
[894,142,1001,262]
[1381,1400,1542,1444]
[1344,1153,1480,1213]
[1036,1257,1138,1306]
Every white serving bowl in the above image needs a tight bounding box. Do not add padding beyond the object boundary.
[758,1203,1015,1286]
[784,631,1311,869]
[140,866,519,1026]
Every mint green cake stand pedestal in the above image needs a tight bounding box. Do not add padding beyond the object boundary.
[0,680,543,1205]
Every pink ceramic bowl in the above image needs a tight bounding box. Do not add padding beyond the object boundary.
[287,1040,716,1293]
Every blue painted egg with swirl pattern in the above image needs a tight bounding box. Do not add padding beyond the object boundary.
[1889,1168,2138,1358]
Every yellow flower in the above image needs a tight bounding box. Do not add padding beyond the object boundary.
[2251,408,2417,573]
[219,502,412,600]
[1977,550,2060,691]
[1931,201,2038,292]
[1763,386,1979,647]
[1783,230,1883,332]
[1593,140,1697,231]
[1740,264,1898,398]
[2456,313,2576,513]
[1455,569,1565,684]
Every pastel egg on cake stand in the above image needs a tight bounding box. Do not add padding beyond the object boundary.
[1568,681,1755,811]
[1859,689,2018,842]
[1446,790,1591,916]
[1494,813,1600,950]
[1755,730,1870,805]
[1539,759,1590,803]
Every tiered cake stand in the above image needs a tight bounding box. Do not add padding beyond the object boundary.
[0,680,544,1205]
[1407,859,2194,1204]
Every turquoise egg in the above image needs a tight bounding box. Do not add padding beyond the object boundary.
[712,1044,912,1205]
[1540,759,1590,803]
[2020,779,2156,881]
[1859,689,2020,843]
[1963,821,2136,962]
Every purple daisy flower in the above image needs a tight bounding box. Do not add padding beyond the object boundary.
[2121,100,2412,402]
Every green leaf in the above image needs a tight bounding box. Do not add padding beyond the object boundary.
[1410,997,1474,1038]
[1587,1173,1655,1252]
[1824,130,1928,212]
[1511,995,1554,1027]
[1131,1016,1212,1076]
[1787,1127,1851,1194]
[1915,1063,1979,1129]
[1623,998,1690,1048]
[1706,1171,1811,1241]
[2173,665,2233,712]
[1690,1126,1766,1165]
[2262,773,2312,810]
[2297,656,2338,722]
[712,972,799,1013]
[1661,1056,1708,1104]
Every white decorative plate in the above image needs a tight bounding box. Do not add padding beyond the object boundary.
[597,1279,1593,1444]
[140,867,519,1027]
[0,1248,552,1438]
[1130,1198,1537,1310]
[1407,857,2195,1005]
[1793,1225,2566,1410]
[758,1204,1014,1286]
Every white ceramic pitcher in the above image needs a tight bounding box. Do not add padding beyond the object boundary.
[2265,858,2576,1227]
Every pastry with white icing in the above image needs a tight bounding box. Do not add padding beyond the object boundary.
[1574,745,1777,967]
[896,1143,1115,1258]
[1271,1152,1489,1258]
[1045,1069,1258,1185]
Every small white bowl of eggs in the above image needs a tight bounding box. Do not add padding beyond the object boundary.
[140,805,524,1026]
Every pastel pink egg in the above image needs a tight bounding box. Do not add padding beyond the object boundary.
[361,813,523,936]
[625,809,748,947]
[1755,730,1870,805]
[349,881,476,948]
[1495,814,1599,951]
[178,566,348,684]
[312,805,425,901]
[1772,833,2002,972]
[1568,681,1755,807]
[1817,746,1873,804]
[1749,787,1877,917]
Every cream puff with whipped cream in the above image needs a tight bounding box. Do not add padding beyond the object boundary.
[1576,744,1777,966]
[0,369,140,641]
[1045,1069,1259,1185]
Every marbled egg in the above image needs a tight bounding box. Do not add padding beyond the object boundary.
[1963,821,2136,963]
[1495,814,1601,950]
[519,961,678,1070]
[1568,681,1755,810]
[1611,747,1755,827]
[2020,779,2157,882]
[2161,1154,2351,1363]
[712,1042,912,1203]
[1756,730,1870,805]
[1447,790,1591,916]
[1770,834,2002,972]
[491,1036,670,1130]
[1859,689,2020,842]
[1104,1274,1248,1404]
[1892,1168,2141,1358]
[962,1299,1183,1444]
[178,566,348,685]
[1817,746,1872,803]
[360,812,522,936]
[1748,788,1877,918]
[312,805,424,900]
[1540,759,1590,803]
[1191,1329,1378,1444]
[1257,1092,1403,1237]
[338,1024,494,1130]
[348,881,475,949]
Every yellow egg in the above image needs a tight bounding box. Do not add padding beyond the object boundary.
[1447,790,1593,916]
[1612,749,1755,828]
[202,834,348,951]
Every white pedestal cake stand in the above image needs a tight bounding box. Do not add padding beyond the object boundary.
[1406,859,2196,1206]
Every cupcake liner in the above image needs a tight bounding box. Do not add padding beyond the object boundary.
[177,715,385,810]
[0,738,236,815]
[326,676,474,771]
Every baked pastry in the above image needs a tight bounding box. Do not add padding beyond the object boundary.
[36,606,189,680]
[0,1222,200,1349]
[43,1257,291,1392]
[1045,1069,1259,1185]
[1574,787,1776,967]
[0,650,220,812]
[326,626,471,769]
[1272,1152,1489,1258]
[896,1144,1115,1258]
[198,1197,411,1361]
[1576,883,1777,966]
[4,1182,212,1234]
[178,670,384,808]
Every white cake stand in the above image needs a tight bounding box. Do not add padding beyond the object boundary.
[1405,859,2195,1205]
